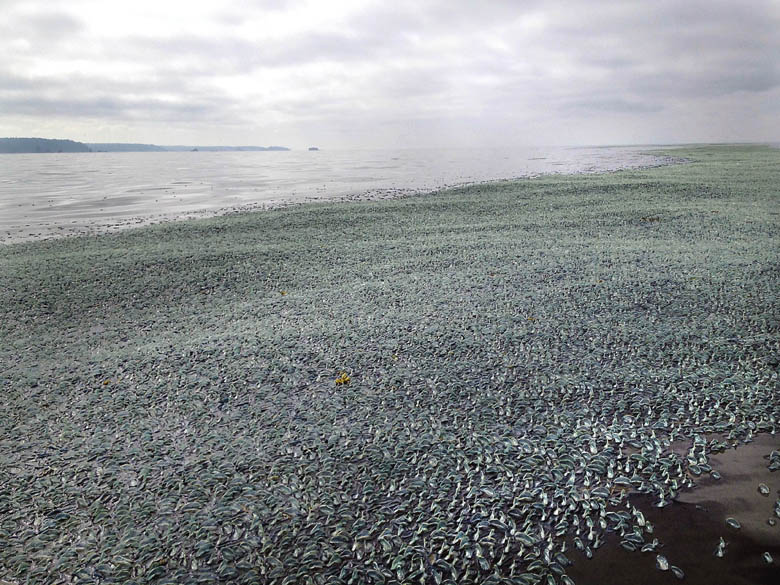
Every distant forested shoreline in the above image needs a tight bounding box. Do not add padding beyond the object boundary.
[0,137,291,153]
[0,137,91,153]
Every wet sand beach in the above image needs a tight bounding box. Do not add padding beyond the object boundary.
[567,433,780,585]
[1,145,778,584]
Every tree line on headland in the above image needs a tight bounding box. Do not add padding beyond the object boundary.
[0,137,91,153]
[0,137,291,153]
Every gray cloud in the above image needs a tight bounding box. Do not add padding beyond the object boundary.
[115,30,399,72]
[0,94,236,122]
[560,98,663,115]
[25,11,83,36]
[0,0,777,147]
[0,9,83,40]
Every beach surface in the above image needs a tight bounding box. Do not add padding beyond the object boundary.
[566,433,780,585]
[1,145,778,584]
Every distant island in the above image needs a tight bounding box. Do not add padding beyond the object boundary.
[163,145,290,152]
[0,137,291,154]
[308,147,320,151]
[88,143,166,152]
[0,137,91,153]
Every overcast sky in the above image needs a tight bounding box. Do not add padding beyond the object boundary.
[1,0,777,148]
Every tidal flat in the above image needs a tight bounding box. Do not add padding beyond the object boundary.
[1,145,778,584]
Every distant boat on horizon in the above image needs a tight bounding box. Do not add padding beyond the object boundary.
[308,146,319,151]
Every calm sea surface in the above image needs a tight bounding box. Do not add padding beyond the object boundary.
[0,146,675,243]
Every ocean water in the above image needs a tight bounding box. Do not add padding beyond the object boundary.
[0,145,675,243]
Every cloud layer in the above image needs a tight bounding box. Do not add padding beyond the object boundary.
[1,0,777,147]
